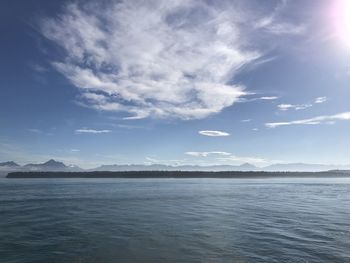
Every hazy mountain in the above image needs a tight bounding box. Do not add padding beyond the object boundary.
[94,164,171,171]
[23,159,82,172]
[264,163,350,172]
[2,160,350,175]
[0,161,20,167]
[327,170,350,174]
[0,159,83,177]
[0,161,21,177]
[94,162,350,172]
[239,163,257,170]
[24,159,66,171]
[93,163,258,172]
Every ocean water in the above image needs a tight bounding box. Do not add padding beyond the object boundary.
[0,178,350,263]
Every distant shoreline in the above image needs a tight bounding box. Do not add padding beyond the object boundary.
[6,171,350,179]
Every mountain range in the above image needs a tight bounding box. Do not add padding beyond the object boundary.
[2,159,350,177]
[94,162,259,172]
[0,159,82,176]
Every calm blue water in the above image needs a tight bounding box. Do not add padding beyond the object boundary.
[0,178,350,263]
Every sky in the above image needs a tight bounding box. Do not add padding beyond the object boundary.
[1,0,350,168]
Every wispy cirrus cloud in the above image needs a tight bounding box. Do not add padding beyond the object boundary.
[254,0,306,35]
[145,157,185,165]
[29,63,48,73]
[41,1,259,120]
[27,129,54,136]
[198,130,230,137]
[75,129,112,134]
[40,0,302,120]
[260,96,279,100]
[27,128,43,134]
[238,95,279,103]
[277,96,328,111]
[259,22,306,35]
[314,96,328,104]
[185,151,231,157]
[216,155,267,164]
[266,112,350,128]
[185,151,267,164]
[277,103,312,111]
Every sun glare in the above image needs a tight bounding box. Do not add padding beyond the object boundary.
[334,0,350,46]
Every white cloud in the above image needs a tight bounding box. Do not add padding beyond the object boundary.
[30,63,48,73]
[277,103,312,111]
[237,95,279,103]
[262,23,306,35]
[241,119,251,122]
[198,130,230,137]
[40,0,303,120]
[185,151,267,164]
[277,96,327,111]
[81,93,107,104]
[145,157,192,166]
[41,0,265,120]
[314,96,328,104]
[266,112,350,128]
[185,151,231,157]
[71,149,80,152]
[27,129,53,136]
[75,129,112,134]
[115,124,145,130]
[217,155,267,164]
[27,129,42,134]
[254,0,306,35]
[260,96,279,100]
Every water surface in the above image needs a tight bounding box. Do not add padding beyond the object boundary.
[1,178,350,262]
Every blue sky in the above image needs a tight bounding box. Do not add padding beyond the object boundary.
[1,0,350,168]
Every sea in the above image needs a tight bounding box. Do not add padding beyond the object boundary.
[0,177,350,263]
